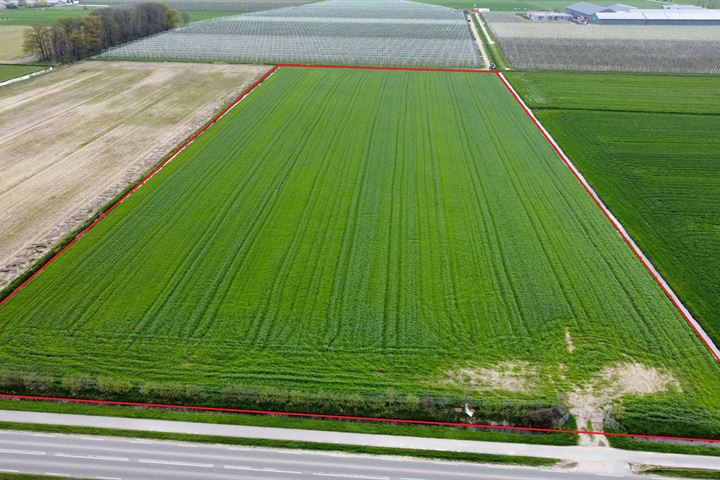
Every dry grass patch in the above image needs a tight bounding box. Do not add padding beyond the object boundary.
[449,361,538,393]
[0,26,29,61]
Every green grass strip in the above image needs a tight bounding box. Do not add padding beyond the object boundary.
[0,399,577,446]
[638,467,720,479]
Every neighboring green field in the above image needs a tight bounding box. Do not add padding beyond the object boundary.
[0,6,96,26]
[417,0,661,11]
[186,10,239,21]
[509,72,720,114]
[508,71,720,436]
[1,67,719,437]
[0,64,44,83]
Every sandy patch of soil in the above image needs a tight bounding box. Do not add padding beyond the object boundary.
[565,327,575,353]
[0,61,269,290]
[566,362,680,446]
[449,361,537,393]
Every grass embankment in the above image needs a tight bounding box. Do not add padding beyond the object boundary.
[0,67,718,440]
[0,398,577,446]
[0,64,44,83]
[608,435,720,458]
[638,466,720,479]
[507,70,720,444]
[0,421,559,467]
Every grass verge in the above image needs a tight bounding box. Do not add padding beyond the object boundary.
[637,467,720,479]
[0,399,578,446]
[609,435,720,458]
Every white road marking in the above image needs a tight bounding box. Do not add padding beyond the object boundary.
[0,448,46,456]
[33,433,57,438]
[55,453,129,462]
[598,475,623,478]
[138,458,213,468]
[312,473,389,480]
[0,469,19,473]
[44,473,71,478]
[96,477,122,480]
[224,465,302,474]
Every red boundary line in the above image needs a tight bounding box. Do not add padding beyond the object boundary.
[276,63,497,74]
[0,63,719,445]
[494,71,720,364]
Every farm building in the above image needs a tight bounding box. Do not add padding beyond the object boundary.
[590,7,720,24]
[566,2,639,17]
[566,1,604,17]
[526,10,572,20]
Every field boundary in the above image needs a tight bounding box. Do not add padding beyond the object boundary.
[1,393,720,444]
[0,63,718,445]
[495,71,720,364]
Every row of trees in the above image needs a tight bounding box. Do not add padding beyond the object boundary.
[23,2,182,63]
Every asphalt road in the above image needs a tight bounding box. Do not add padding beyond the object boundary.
[0,430,634,480]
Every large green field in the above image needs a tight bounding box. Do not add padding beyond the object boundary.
[0,7,96,26]
[1,67,719,437]
[508,71,720,349]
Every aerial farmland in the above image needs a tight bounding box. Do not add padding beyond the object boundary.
[1,0,720,476]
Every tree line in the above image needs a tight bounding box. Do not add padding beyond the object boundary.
[23,2,182,63]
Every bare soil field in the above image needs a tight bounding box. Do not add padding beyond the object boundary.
[0,61,268,289]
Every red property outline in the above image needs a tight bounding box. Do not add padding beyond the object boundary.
[0,63,719,444]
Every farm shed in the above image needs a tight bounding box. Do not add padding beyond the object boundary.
[566,1,604,17]
[591,8,720,24]
[527,10,571,20]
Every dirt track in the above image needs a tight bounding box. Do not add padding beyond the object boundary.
[0,61,269,289]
